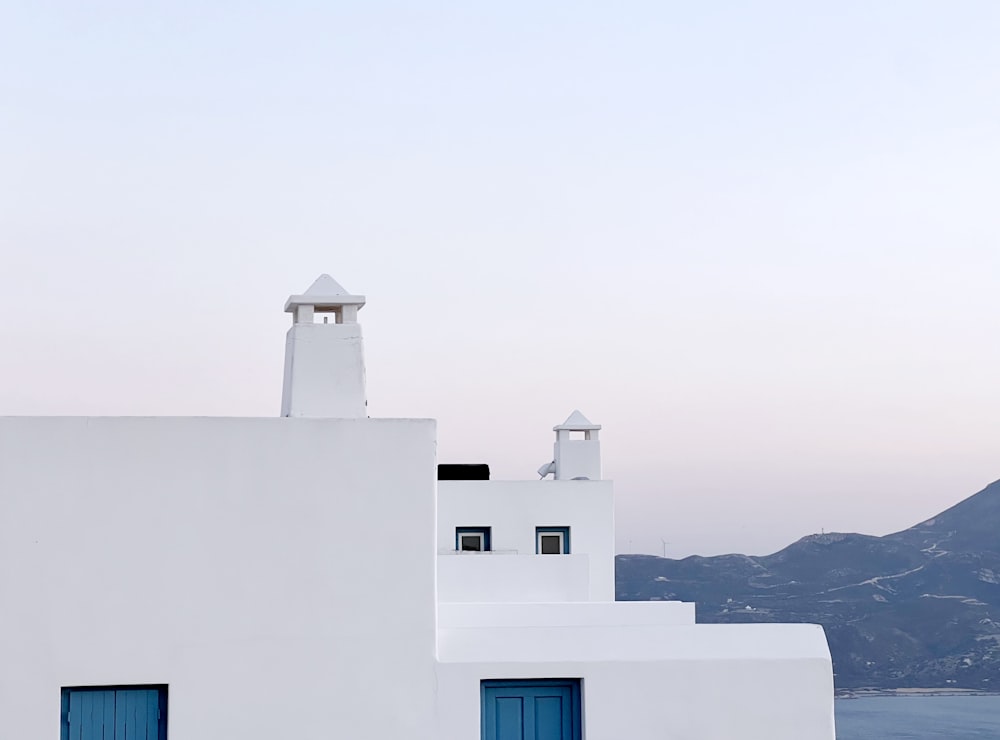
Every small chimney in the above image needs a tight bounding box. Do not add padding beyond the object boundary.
[552,410,602,480]
[280,274,368,418]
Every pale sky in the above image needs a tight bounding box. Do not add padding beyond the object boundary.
[2,2,999,557]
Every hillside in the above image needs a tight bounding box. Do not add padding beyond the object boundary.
[615,480,1000,690]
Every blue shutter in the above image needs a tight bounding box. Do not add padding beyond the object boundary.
[66,689,115,740]
[482,680,580,740]
[63,687,166,740]
[115,688,161,739]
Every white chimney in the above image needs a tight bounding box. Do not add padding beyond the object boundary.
[552,410,602,480]
[280,274,367,418]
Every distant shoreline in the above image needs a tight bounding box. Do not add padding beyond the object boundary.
[836,688,1000,699]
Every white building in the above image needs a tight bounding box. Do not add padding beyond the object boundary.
[0,275,835,739]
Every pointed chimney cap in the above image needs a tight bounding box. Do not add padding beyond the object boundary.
[284,274,366,312]
[553,409,601,431]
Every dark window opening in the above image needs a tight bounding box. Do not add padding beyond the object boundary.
[438,464,491,480]
[536,527,570,554]
[456,527,492,552]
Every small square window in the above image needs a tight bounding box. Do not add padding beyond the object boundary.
[456,527,491,552]
[536,527,570,554]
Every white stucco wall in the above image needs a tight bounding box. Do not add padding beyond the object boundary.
[0,417,835,740]
[437,480,615,602]
[0,416,436,740]
[436,623,835,740]
[438,600,696,629]
[437,554,592,602]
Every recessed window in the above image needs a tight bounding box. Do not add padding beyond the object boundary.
[62,685,167,740]
[456,527,491,552]
[536,527,570,554]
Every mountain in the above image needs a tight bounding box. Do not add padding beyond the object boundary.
[615,480,1000,690]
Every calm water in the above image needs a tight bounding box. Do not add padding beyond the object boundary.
[836,696,1000,739]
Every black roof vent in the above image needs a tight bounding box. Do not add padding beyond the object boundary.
[438,464,490,481]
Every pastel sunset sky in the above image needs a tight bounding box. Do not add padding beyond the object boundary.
[2,1,998,556]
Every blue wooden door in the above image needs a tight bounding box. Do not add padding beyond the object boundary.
[482,680,581,740]
[62,687,166,740]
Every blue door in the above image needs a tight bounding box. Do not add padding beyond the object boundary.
[482,679,581,740]
[62,686,167,740]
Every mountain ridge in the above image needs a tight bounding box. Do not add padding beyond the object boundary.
[615,480,1000,689]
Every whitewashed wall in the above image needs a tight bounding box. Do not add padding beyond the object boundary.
[436,623,836,740]
[438,553,592,602]
[438,601,696,629]
[0,416,836,740]
[0,416,437,740]
[438,480,615,601]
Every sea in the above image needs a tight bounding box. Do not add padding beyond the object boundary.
[835,695,1000,739]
